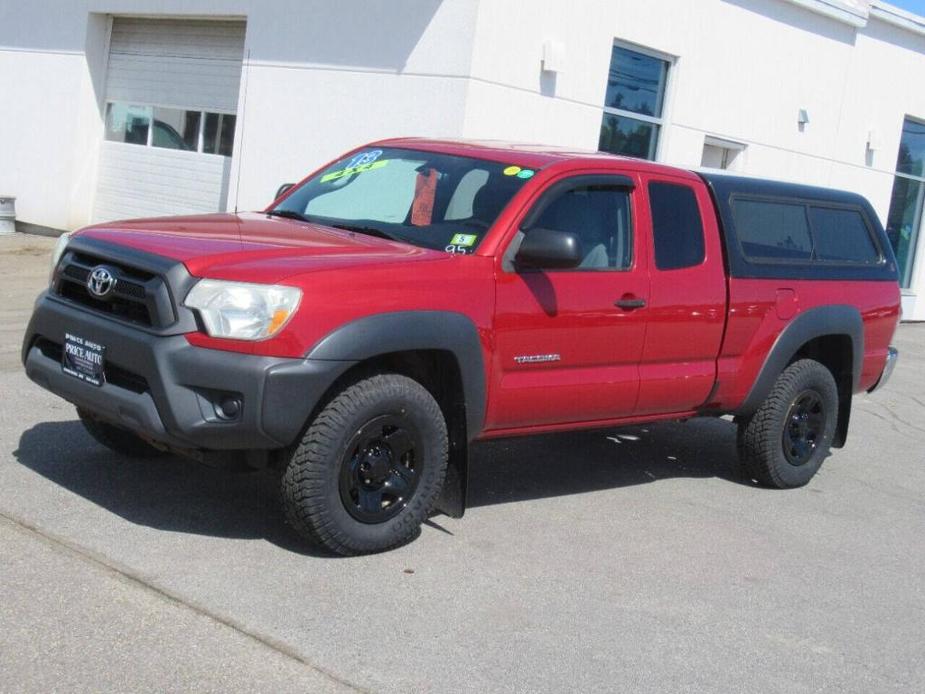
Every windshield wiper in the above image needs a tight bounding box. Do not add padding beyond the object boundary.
[329,223,400,241]
[266,209,312,222]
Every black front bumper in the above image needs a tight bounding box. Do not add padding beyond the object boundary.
[23,292,353,451]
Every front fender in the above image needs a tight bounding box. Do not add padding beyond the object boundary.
[306,310,487,439]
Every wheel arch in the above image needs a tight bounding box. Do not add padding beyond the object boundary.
[305,311,486,517]
[735,305,863,447]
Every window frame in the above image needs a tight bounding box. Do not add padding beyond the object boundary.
[508,174,636,273]
[730,193,886,268]
[599,40,676,162]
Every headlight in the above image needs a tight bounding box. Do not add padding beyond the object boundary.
[50,232,73,278]
[184,279,302,341]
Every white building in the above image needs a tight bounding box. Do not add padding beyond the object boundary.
[2,0,925,317]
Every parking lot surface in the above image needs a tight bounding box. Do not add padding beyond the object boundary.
[2,233,923,693]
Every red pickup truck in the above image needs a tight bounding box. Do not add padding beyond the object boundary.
[23,139,900,555]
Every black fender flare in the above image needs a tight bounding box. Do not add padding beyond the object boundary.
[306,311,486,519]
[735,305,863,446]
[306,310,487,438]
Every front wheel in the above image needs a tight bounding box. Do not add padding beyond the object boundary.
[737,359,839,488]
[281,374,448,555]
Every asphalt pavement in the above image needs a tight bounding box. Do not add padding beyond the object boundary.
[1,232,923,693]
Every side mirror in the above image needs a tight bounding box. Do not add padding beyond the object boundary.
[515,228,582,270]
[275,183,295,200]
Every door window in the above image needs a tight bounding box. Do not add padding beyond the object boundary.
[649,182,706,270]
[525,184,633,270]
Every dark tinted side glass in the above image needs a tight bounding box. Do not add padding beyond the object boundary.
[532,185,632,270]
[649,182,705,270]
[733,199,813,261]
[808,207,880,263]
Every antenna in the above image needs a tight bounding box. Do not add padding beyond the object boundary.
[233,48,251,216]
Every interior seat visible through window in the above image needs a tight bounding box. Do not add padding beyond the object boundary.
[465,178,522,228]
[526,184,632,270]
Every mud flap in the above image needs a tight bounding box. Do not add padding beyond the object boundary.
[435,437,467,518]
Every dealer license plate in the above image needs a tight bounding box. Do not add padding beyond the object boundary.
[62,332,106,387]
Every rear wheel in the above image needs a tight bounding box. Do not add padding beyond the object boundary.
[737,359,838,488]
[77,408,168,459]
[281,374,448,555]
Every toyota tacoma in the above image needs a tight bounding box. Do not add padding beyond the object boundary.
[23,139,901,554]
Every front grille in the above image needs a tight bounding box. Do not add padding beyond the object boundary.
[54,251,175,328]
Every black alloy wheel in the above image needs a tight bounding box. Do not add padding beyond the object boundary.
[736,358,838,489]
[281,374,448,555]
[339,415,422,523]
[782,390,827,466]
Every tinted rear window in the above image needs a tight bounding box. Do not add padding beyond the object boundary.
[732,199,813,261]
[699,172,896,282]
[733,198,881,265]
[808,207,880,263]
[649,182,705,270]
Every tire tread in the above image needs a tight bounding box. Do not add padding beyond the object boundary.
[281,374,448,556]
[737,359,838,489]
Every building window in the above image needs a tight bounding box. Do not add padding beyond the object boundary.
[104,102,236,157]
[598,43,671,160]
[701,136,747,171]
[885,117,925,288]
[202,112,236,157]
[151,107,201,151]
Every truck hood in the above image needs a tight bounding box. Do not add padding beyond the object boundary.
[77,212,447,282]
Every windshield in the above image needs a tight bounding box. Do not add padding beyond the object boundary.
[270,147,538,254]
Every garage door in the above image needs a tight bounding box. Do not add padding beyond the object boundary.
[94,18,246,222]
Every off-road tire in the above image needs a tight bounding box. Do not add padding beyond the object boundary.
[737,359,838,488]
[77,408,168,459]
[281,374,448,555]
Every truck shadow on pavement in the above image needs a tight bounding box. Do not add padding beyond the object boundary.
[14,417,747,554]
[467,417,747,507]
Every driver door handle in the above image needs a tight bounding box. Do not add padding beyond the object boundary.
[614,297,646,310]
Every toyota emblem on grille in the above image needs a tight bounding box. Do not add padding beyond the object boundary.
[87,266,118,298]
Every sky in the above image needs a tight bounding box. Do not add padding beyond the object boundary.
[887,0,925,17]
